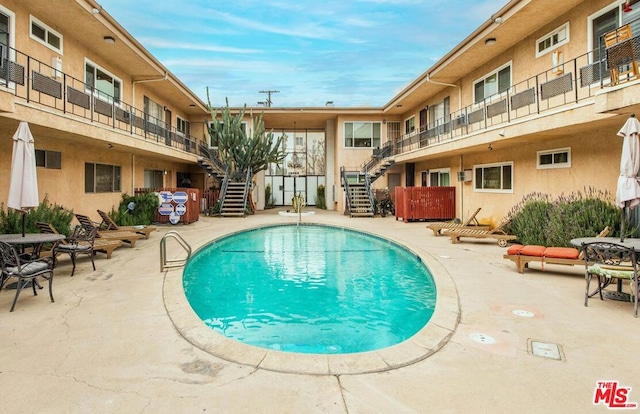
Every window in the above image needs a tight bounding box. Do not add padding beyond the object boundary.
[144,96,163,124]
[35,149,61,169]
[144,170,164,188]
[344,122,381,148]
[537,147,571,169]
[85,163,121,193]
[30,16,62,53]
[295,135,304,147]
[176,117,190,136]
[536,22,569,57]
[474,162,513,192]
[428,169,451,186]
[85,60,121,103]
[405,116,415,134]
[474,64,511,103]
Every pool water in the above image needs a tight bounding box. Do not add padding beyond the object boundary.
[183,224,436,354]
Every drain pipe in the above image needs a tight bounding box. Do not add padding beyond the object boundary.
[426,74,462,111]
[459,154,464,222]
[132,72,168,108]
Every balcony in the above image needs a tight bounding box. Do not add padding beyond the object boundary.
[393,37,640,156]
[0,43,201,155]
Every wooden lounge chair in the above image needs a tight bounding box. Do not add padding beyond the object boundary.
[426,207,491,236]
[37,222,123,259]
[75,214,143,248]
[97,209,157,239]
[445,222,517,247]
[503,227,610,274]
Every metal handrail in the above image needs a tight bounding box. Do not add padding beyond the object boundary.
[160,230,192,272]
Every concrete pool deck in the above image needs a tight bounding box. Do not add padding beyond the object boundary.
[1,209,639,413]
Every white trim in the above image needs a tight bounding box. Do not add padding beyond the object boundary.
[536,147,571,169]
[536,22,570,58]
[343,121,382,149]
[404,115,416,134]
[473,161,514,193]
[587,1,623,60]
[29,15,63,54]
[84,58,122,104]
[427,168,451,187]
[472,61,512,104]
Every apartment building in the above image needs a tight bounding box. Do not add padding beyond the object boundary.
[1,0,639,225]
[256,0,640,224]
[0,0,209,217]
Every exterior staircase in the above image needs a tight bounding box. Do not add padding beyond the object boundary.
[219,175,250,217]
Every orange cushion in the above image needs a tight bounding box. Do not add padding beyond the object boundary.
[506,244,524,255]
[519,245,546,257]
[543,247,580,259]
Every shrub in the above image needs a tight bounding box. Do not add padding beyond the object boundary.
[503,189,621,247]
[0,195,74,236]
[109,191,159,226]
[315,185,327,210]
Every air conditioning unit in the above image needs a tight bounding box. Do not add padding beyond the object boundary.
[457,170,472,182]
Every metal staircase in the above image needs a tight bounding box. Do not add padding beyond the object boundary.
[198,144,251,217]
[340,142,395,217]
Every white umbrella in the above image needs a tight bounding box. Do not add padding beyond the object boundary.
[7,121,39,236]
[615,114,640,241]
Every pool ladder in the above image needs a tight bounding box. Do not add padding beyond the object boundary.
[160,230,192,272]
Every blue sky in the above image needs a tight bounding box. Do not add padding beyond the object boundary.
[99,0,504,108]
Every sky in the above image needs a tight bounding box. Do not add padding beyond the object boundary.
[99,0,505,108]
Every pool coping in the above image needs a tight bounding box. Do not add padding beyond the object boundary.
[162,222,460,375]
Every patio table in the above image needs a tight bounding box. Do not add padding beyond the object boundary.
[0,233,65,289]
[571,237,640,301]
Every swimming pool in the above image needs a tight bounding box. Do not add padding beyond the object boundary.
[183,224,436,354]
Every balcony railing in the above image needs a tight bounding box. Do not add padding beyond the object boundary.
[0,43,201,155]
[392,42,635,155]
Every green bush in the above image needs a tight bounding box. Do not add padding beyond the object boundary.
[0,195,74,236]
[315,185,327,210]
[109,191,159,226]
[503,189,621,247]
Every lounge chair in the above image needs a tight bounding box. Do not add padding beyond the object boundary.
[74,214,143,248]
[97,209,157,239]
[503,227,610,274]
[36,222,123,259]
[445,221,517,247]
[426,207,491,236]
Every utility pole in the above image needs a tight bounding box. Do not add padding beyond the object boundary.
[259,90,279,107]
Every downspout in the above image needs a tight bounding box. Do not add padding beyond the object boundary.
[426,74,462,111]
[131,154,135,194]
[459,154,464,221]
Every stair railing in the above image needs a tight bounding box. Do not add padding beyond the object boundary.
[217,166,230,215]
[242,167,252,216]
[364,173,375,214]
[340,167,353,215]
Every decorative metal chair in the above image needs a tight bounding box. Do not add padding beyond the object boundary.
[0,241,55,312]
[582,241,639,318]
[54,224,97,276]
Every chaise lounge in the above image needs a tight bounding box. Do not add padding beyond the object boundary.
[97,210,157,239]
[426,207,491,236]
[75,214,143,248]
[37,222,123,259]
[445,223,517,247]
[503,227,610,274]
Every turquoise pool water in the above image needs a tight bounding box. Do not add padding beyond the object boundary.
[183,224,436,354]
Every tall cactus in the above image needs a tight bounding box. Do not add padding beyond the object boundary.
[206,93,285,175]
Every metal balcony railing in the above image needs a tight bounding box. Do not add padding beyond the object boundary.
[0,43,202,155]
[392,28,640,155]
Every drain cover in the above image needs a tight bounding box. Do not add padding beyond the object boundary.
[531,341,561,360]
[469,333,496,345]
[512,309,535,318]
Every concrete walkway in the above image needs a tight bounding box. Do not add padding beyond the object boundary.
[1,209,638,413]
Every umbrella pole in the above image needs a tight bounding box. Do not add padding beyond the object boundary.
[621,202,627,242]
[21,211,26,237]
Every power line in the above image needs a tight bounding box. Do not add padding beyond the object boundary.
[258,90,280,107]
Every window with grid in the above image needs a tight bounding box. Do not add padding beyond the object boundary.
[474,162,513,192]
[85,163,121,193]
[537,147,571,169]
[474,65,511,103]
[536,22,569,57]
[35,149,61,169]
[30,16,62,53]
[85,60,121,103]
[344,122,381,148]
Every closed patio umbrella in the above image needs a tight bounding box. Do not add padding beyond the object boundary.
[7,121,39,236]
[615,114,640,242]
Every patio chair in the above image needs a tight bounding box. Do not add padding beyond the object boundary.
[426,207,491,236]
[0,241,55,312]
[97,209,156,239]
[54,224,97,276]
[582,241,639,318]
[75,213,143,247]
[445,221,517,247]
[37,222,123,260]
[604,24,640,85]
